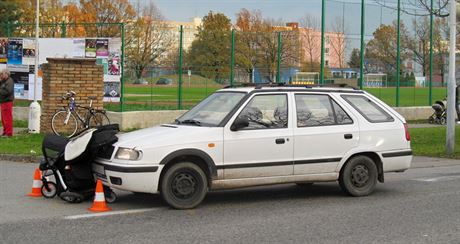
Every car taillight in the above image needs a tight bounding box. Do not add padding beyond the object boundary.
[403,123,410,141]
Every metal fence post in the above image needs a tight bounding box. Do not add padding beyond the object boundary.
[6,22,11,37]
[359,0,365,90]
[277,32,282,83]
[429,0,434,105]
[320,0,326,85]
[120,23,125,112]
[178,25,183,110]
[61,22,66,38]
[230,29,235,87]
[396,0,401,107]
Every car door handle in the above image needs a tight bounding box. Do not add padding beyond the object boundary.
[275,138,285,144]
[344,134,353,139]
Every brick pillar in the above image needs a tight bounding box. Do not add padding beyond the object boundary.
[41,58,104,134]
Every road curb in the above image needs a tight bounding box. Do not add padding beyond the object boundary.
[0,154,41,163]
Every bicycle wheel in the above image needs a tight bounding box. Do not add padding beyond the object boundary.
[89,111,110,127]
[51,110,78,137]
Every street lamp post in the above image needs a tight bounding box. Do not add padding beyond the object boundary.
[446,0,457,154]
[28,0,41,133]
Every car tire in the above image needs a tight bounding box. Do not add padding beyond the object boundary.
[339,155,377,197]
[160,162,208,210]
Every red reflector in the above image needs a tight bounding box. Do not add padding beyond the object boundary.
[403,123,411,141]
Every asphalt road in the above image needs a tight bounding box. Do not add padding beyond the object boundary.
[2,158,460,244]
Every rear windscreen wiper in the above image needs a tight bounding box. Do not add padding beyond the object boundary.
[175,119,202,126]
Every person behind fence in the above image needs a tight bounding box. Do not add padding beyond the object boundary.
[0,68,14,137]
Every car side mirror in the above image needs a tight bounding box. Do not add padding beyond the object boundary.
[231,117,249,131]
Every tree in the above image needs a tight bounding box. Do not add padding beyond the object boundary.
[299,14,320,72]
[125,2,174,83]
[365,22,411,74]
[235,8,264,82]
[0,0,22,37]
[187,11,232,83]
[329,17,347,69]
[79,0,136,37]
[407,17,446,77]
[348,48,360,69]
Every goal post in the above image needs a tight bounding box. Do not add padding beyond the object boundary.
[363,73,388,87]
[291,72,319,85]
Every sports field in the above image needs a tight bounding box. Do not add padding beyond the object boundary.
[13,81,448,111]
[365,87,447,107]
[115,84,447,111]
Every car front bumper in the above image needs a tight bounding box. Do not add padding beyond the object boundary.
[93,161,162,194]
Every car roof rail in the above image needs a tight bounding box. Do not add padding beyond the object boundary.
[224,82,359,90]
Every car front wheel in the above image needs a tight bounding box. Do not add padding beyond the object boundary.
[339,155,377,197]
[160,162,208,209]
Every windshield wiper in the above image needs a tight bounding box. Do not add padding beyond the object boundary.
[175,119,202,126]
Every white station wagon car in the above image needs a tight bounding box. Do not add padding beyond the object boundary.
[93,85,412,209]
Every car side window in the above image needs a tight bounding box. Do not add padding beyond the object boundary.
[235,94,288,130]
[295,94,352,127]
[341,95,394,123]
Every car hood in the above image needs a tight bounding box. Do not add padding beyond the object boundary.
[115,124,222,149]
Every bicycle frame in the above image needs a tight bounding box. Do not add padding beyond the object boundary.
[62,97,95,129]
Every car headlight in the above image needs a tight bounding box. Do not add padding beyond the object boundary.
[115,147,141,160]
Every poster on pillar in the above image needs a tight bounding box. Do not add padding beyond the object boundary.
[103,82,120,102]
[73,39,85,58]
[0,37,122,102]
[7,39,23,65]
[85,39,97,58]
[22,39,36,65]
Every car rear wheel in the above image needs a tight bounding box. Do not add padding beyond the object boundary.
[160,162,208,209]
[339,155,377,197]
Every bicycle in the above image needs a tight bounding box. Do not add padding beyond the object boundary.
[51,91,110,137]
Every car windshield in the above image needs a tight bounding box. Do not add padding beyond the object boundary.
[176,92,246,127]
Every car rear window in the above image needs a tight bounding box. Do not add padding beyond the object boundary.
[341,95,394,123]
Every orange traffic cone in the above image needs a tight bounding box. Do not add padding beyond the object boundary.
[88,180,112,212]
[27,168,42,197]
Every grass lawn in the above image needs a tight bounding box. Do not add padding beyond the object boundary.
[0,131,44,156]
[409,126,460,159]
[365,87,446,107]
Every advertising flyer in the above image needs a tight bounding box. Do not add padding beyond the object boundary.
[85,39,97,58]
[96,58,108,75]
[103,82,120,102]
[14,83,26,99]
[0,38,7,63]
[96,39,109,57]
[73,39,85,58]
[103,52,121,82]
[10,69,31,91]
[7,39,23,65]
[22,39,36,65]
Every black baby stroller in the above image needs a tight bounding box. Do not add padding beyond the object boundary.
[39,124,119,203]
[428,99,447,125]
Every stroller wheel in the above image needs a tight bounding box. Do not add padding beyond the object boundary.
[41,182,57,198]
[441,117,447,125]
[428,117,435,124]
[104,187,117,203]
[59,192,84,203]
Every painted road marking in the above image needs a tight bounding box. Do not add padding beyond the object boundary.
[413,175,460,182]
[64,208,160,220]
